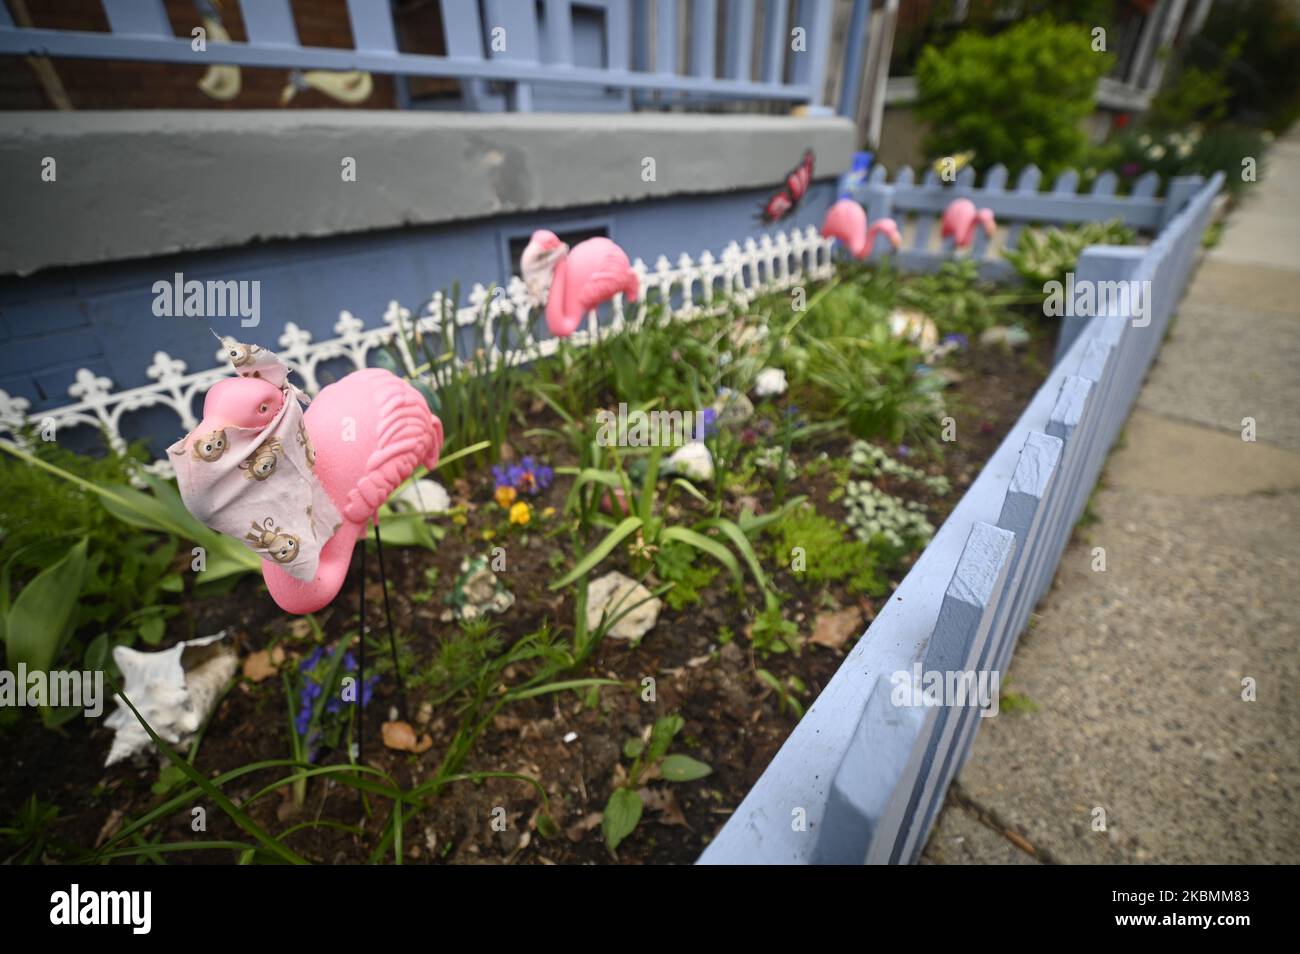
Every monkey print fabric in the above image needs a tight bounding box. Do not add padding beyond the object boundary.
[167,341,342,582]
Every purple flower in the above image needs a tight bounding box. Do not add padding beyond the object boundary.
[897,444,911,458]
[300,646,324,673]
[1121,162,1141,177]
[494,456,553,496]
[942,333,968,351]
[698,407,719,439]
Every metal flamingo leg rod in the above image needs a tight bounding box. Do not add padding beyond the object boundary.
[372,522,407,718]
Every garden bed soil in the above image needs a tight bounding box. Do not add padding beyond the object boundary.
[1,325,1053,865]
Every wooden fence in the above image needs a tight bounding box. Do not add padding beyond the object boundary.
[851,162,1210,280]
[0,0,866,115]
[698,170,1224,865]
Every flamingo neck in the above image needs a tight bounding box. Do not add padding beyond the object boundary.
[263,521,365,615]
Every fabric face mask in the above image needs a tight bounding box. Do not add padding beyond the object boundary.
[168,339,342,582]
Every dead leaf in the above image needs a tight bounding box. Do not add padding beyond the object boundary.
[565,812,603,842]
[810,607,864,651]
[95,809,124,848]
[242,646,285,683]
[287,618,313,640]
[638,787,689,828]
[382,720,433,754]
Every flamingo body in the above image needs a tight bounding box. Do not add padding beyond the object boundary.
[820,199,902,259]
[523,231,639,338]
[940,198,997,248]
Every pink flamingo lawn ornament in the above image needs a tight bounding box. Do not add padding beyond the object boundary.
[940,197,997,248]
[177,347,443,616]
[172,340,442,747]
[520,230,640,337]
[820,198,902,259]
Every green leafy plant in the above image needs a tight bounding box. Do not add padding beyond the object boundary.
[749,597,800,655]
[603,714,711,852]
[552,445,787,606]
[765,502,886,595]
[391,283,529,478]
[0,440,255,705]
[757,669,808,719]
[915,16,1109,178]
[803,323,946,448]
[653,541,720,611]
[1169,0,1300,134]
[1091,124,1270,200]
[899,260,1021,337]
[1003,219,1138,289]
[1,795,62,864]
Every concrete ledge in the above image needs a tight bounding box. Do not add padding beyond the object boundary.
[0,110,855,276]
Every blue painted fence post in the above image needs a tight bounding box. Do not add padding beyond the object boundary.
[1054,245,1147,364]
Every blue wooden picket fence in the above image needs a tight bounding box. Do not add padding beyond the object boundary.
[699,170,1224,865]
[0,0,863,115]
[850,162,1209,280]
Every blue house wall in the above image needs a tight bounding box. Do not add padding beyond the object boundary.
[0,180,836,451]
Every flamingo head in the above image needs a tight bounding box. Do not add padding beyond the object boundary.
[192,376,284,450]
[521,230,569,306]
[976,206,997,238]
[868,217,903,251]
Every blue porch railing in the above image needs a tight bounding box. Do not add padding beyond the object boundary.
[0,0,881,116]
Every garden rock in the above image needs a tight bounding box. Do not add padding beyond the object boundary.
[663,442,714,481]
[712,388,754,426]
[586,570,662,641]
[979,324,1031,350]
[104,631,238,766]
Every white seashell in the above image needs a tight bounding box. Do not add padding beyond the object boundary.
[103,631,238,767]
[391,478,451,513]
[753,367,788,398]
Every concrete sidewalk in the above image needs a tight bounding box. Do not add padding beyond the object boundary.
[923,129,1300,865]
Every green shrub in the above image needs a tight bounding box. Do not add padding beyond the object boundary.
[899,260,1014,337]
[1175,0,1300,134]
[1090,125,1269,199]
[803,322,946,448]
[915,16,1109,178]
